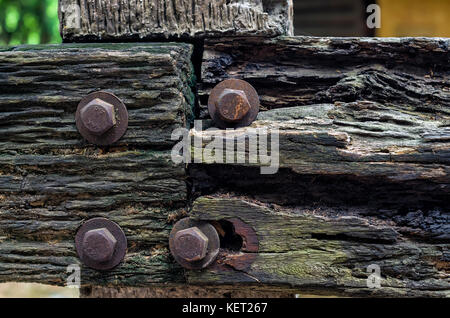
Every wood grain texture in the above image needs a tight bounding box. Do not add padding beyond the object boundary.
[81,285,295,298]
[0,43,194,285]
[58,0,294,41]
[189,100,450,208]
[187,196,449,298]
[200,36,449,118]
[193,36,450,209]
[184,36,449,297]
[0,38,448,298]
[0,43,195,151]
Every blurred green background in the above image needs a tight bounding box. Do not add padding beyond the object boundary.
[0,0,60,45]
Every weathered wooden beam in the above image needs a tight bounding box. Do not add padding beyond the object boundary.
[184,36,450,297]
[0,43,195,151]
[199,36,449,118]
[189,101,450,208]
[187,196,449,298]
[0,38,448,298]
[81,285,296,298]
[193,36,450,209]
[0,43,194,285]
[58,0,294,41]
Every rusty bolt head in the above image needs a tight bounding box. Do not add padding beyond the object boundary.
[208,79,260,129]
[216,89,251,123]
[173,227,209,262]
[75,217,127,271]
[76,91,129,146]
[169,218,220,270]
[82,228,117,263]
[80,98,116,136]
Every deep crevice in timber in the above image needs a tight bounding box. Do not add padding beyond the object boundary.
[188,164,450,211]
[190,38,205,121]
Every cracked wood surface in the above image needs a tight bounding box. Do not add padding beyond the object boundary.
[190,100,450,209]
[184,36,449,297]
[193,36,450,209]
[58,0,294,41]
[187,196,449,298]
[0,43,194,151]
[0,37,448,297]
[0,43,194,285]
[199,36,449,118]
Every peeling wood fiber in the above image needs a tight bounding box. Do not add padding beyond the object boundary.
[0,43,194,286]
[187,196,450,298]
[58,0,294,41]
[0,35,448,298]
[184,36,449,297]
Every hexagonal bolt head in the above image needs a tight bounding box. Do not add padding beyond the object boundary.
[216,89,251,123]
[80,98,116,136]
[173,227,209,262]
[82,228,117,264]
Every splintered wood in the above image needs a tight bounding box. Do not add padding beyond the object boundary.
[58,0,294,41]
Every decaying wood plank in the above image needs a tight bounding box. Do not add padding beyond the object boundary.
[200,36,449,118]
[0,43,194,285]
[187,196,449,298]
[81,285,295,298]
[182,36,449,297]
[58,0,294,41]
[0,43,194,151]
[189,100,450,208]
[192,36,450,209]
[0,37,448,298]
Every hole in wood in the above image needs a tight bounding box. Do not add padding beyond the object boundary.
[212,220,244,251]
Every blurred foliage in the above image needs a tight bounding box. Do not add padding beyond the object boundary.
[0,0,60,45]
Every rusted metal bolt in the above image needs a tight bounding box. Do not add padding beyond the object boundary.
[208,79,260,129]
[173,227,209,262]
[169,218,220,270]
[216,89,251,123]
[82,228,117,263]
[80,98,116,136]
[75,217,127,271]
[75,91,128,146]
